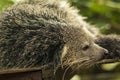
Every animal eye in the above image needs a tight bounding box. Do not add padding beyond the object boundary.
[82,45,89,51]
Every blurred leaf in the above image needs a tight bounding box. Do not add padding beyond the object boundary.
[68,0,120,34]
[0,0,14,11]
[102,62,120,71]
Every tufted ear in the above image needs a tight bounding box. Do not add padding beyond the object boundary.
[95,35,120,63]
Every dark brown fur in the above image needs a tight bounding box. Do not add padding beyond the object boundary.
[0,0,120,80]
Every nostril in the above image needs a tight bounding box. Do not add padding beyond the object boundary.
[100,49,109,59]
[104,49,109,56]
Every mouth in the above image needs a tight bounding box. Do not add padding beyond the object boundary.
[97,58,120,64]
[96,51,120,64]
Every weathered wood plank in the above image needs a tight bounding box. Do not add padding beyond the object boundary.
[0,70,42,80]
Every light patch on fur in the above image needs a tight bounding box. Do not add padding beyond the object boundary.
[61,45,69,59]
[59,1,67,8]
[83,26,96,38]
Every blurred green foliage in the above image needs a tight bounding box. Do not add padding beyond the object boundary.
[0,0,14,11]
[68,0,120,34]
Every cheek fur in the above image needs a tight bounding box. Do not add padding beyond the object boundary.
[61,45,69,61]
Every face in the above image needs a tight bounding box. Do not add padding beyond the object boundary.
[61,28,108,69]
[81,41,108,61]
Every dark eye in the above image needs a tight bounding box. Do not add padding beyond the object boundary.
[82,45,89,51]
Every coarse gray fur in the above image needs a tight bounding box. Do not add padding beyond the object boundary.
[0,0,120,80]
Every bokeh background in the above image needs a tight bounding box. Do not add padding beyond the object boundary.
[0,0,120,80]
[68,0,120,34]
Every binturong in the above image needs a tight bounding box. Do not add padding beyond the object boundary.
[0,0,120,80]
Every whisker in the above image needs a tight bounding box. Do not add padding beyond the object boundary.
[61,57,95,80]
[62,63,74,80]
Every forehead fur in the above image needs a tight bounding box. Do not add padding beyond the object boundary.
[28,0,96,37]
[28,0,87,27]
[0,0,94,42]
[0,0,94,46]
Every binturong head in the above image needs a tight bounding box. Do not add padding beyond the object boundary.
[60,25,109,70]
[55,26,110,80]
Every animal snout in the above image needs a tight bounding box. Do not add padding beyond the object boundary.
[103,49,109,56]
[101,48,109,59]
